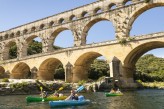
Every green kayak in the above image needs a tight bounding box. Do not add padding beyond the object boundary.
[26,96,67,103]
[105,93,123,97]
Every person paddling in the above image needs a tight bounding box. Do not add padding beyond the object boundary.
[65,89,79,100]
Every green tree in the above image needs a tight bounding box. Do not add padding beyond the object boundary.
[135,54,164,82]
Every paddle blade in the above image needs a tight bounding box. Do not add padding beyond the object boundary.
[76,86,84,92]
[59,87,63,91]
[40,87,43,91]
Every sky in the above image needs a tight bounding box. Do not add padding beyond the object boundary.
[0,0,163,58]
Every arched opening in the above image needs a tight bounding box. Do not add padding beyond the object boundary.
[26,36,42,56]
[11,62,31,79]
[69,15,77,21]
[38,58,64,80]
[81,11,89,17]
[58,18,65,24]
[49,21,54,27]
[124,0,132,6]
[124,41,164,82]
[84,19,115,44]
[129,5,164,36]
[3,41,17,60]
[94,7,102,14]
[73,52,109,82]
[109,3,116,10]
[51,28,74,48]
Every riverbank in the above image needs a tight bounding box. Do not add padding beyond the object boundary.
[140,82,164,89]
[0,78,112,95]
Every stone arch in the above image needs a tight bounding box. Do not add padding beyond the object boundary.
[49,21,54,27]
[3,40,17,60]
[39,24,45,30]
[108,3,117,10]
[0,66,5,78]
[23,29,28,34]
[16,31,21,36]
[10,33,15,38]
[122,41,164,84]
[11,62,31,79]
[82,18,115,44]
[4,34,9,39]
[22,35,43,56]
[124,41,164,68]
[81,11,89,17]
[69,15,77,21]
[58,18,65,24]
[31,26,36,32]
[127,3,164,36]
[73,51,104,82]
[38,58,64,80]
[123,0,133,6]
[94,7,102,14]
[49,27,73,47]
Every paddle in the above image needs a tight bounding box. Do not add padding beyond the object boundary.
[40,87,45,101]
[75,85,84,92]
[48,87,64,97]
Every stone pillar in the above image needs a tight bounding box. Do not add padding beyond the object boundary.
[72,65,88,82]
[65,62,73,82]
[120,65,138,89]
[109,57,120,80]
[17,42,28,59]
[42,38,54,53]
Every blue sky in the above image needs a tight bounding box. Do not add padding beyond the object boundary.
[0,0,163,58]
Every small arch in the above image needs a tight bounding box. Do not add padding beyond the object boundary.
[123,0,133,6]
[81,11,89,17]
[16,31,21,36]
[69,15,77,21]
[10,33,15,38]
[23,29,28,34]
[58,18,65,24]
[4,34,9,39]
[31,26,36,32]
[94,7,102,14]
[11,62,31,79]
[108,3,117,10]
[49,21,54,27]
[40,24,45,30]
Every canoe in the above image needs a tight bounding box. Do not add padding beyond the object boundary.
[49,96,90,107]
[105,93,123,97]
[26,96,67,103]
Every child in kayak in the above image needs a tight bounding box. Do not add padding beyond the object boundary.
[65,90,79,100]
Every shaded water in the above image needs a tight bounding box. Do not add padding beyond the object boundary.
[0,89,164,109]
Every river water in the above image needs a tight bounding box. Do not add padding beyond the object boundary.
[0,89,163,109]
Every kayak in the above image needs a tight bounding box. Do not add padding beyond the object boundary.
[105,93,123,97]
[26,96,67,103]
[49,96,90,107]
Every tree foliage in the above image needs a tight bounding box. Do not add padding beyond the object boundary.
[88,59,110,80]
[135,54,164,82]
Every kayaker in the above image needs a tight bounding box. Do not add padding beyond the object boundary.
[116,88,122,94]
[109,88,115,94]
[54,91,59,97]
[65,90,79,100]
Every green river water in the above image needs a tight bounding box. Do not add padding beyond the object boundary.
[0,89,163,109]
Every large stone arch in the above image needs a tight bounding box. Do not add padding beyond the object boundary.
[49,27,74,46]
[11,62,31,79]
[37,58,64,80]
[73,51,104,82]
[82,18,115,45]
[121,41,164,86]
[127,2,164,36]
[3,40,17,60]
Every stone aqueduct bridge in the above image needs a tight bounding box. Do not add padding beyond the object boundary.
[0,0,164,88]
